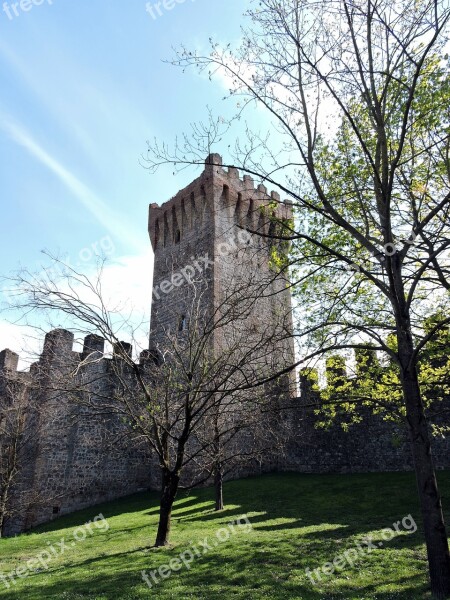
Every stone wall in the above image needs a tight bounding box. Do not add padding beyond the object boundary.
[284,400,450,475]
[0,153,449,536]
[149,153,296,394]
[282,370,450,475]
[1,331,156,536]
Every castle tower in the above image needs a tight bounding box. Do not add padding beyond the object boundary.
[148,153,296,394]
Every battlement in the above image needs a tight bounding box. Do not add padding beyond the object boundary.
[0,329,140,375]
[148,153,293,251]
[0,349,19,373]
[1,155,449,542]
[82,334,105,359]
[300,348,381,395]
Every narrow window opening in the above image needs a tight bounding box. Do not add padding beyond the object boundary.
[234,192,243,225]
[269,221,276,237]
[190,192,196,227]
[199,186,206,222]
[181,198,188,230]
[246,199,254,236]
[172,206,180,243]
[178,315,187,332]
[154,219,160,249]
[222,184,230,202]
[163,212,170,247]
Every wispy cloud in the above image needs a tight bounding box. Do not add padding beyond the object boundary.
[0,117,146,253]
[0,37,152,168]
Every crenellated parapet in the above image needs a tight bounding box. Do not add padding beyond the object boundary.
[0,327,154,537]
[210,155,293,237]
[148,158,213,252]
[299,348,384,399]
[0,329,140,379]
[41,329,76,368]
[148,153,293,251]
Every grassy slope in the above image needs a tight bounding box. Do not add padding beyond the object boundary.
[0,471,449,600]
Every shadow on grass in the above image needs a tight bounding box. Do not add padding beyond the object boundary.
[3,470,449,599]
[30,490,160,535]
[5,538,432,600]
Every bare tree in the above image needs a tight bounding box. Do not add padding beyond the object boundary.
[5,251,294,547]
[193,381,289,512]
[0,375,28,536]
[0,368,51,537]
[144,0,450,594]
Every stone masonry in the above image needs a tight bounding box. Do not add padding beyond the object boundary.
[0,153,449,536]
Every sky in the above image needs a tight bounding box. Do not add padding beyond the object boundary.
[0,0,254,362]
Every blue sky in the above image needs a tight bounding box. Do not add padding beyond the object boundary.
[0,0,253,357]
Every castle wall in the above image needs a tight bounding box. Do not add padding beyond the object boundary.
[284,401,450,475]
[149,159,217,351]
[1,331,156,536]
[149,154,296,392]
[282,372,450,475]
[0,153,449,536]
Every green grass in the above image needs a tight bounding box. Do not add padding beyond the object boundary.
[0,471,449,599]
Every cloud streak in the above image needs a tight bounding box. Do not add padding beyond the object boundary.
[0,117,146,254]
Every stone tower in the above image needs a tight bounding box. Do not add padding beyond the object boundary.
[148,153,296,391]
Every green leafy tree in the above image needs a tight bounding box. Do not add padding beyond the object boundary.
[316,323,450,434]
[146,0,450,595]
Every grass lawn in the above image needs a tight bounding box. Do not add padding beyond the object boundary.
[0,471,449,599]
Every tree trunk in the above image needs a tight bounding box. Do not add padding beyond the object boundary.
[390,257,450,598]
[214,464,224,511]
[154,469,179,547]
[400,360,450,598]
[0,489,8,538]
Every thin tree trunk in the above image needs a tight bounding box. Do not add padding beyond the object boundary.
[400,356,450,598]
[0,488,9,538]
[154,469,179,547]
[214,464,224,511]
